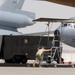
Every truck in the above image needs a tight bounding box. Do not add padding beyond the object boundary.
[0,35,53,64]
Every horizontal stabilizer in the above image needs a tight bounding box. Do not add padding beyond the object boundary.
[0,25,17,32]
[0,25,22,35]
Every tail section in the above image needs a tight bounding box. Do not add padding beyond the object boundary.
[0,0,25,12]
[15,10,35,19]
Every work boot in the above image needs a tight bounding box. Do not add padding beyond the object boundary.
[39,65,42,67]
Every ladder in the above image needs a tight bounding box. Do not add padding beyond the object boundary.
[50,47,58,63]
[42,47,60,64]
[42,35,62,64]
[39,23,62,64]
[50,47,62,64]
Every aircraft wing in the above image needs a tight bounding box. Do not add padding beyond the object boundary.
[33,18,75,23]
[24,31,54,36]
[39,0,75,7]
[0,0,25,12]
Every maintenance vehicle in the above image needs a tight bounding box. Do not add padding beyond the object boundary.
[0,35,53,64]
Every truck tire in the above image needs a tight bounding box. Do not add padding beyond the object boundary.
[5,59,11,63]
[21,57,27,64]
[11,57,16,63]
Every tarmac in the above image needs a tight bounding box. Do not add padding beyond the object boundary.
[0,66,75,75]
[0,60,75,75]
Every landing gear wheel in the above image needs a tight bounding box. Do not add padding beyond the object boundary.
[46,57,51,64]
[56,58,64,63]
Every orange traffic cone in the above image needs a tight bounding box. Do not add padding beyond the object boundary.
[61,61,64,64]
[68,61,72,65]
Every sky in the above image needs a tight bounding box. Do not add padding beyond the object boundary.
[1,0,75,34]
[0,0,75,51]
[18,0,75,34]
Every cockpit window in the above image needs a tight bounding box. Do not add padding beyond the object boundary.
[64,24,67,26]
[61,23,67,27]
[61,23,75,28]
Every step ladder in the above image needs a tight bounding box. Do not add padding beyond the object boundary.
[50,47,62,64]
[42,36,62,64]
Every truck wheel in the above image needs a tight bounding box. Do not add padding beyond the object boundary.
[5,60,11,63]
[21,57,27,64]
[11,58,16,63]
[16,59,20,64]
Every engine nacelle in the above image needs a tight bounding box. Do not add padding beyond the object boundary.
[0,11,34,28]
